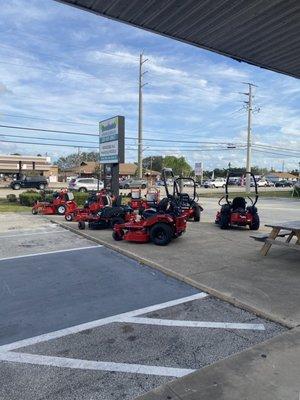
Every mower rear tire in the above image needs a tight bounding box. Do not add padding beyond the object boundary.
[249,213,260,230]
[193,204,201,222]
[78,221,85,230]
[220,213,230,229]
[150,223,173,246]
[112,230,124,241]
[110,217,124,228]
[57,205,66,215]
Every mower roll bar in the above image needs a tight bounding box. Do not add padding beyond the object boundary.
[219,172,258,206]
[161,168,198,202]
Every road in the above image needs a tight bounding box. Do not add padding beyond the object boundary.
[0,214,286,399]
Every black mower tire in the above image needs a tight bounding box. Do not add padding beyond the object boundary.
[112,231,124,241]
[193,204,201,222]
[57,205,66,215]
[220,213,230,229]
[78,221,86,230]
[32,208,38,215]
[150,223,173,246]
[110,217,124,228]
[249,213,260,230]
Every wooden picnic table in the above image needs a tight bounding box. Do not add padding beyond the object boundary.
[260,220,300,256]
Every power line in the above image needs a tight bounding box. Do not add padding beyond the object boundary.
[0,133,97,145]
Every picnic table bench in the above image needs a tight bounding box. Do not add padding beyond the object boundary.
[254,221,300,256]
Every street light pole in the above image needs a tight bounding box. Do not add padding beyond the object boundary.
[137,52,148,179]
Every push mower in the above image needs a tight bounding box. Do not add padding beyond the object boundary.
[112,196,187,246]
[162,168,203,222]
[32,189,77,216]
[64,189,113,222]
[215,172,260,230]
[77,195,135,230]
[129,187,160,212]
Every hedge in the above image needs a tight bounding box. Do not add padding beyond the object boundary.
[73,192,89,206]
[19,191,42,206]
[6,194,17,203]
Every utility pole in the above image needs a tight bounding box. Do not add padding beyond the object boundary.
[241,82,257,193]
[137,52,148,179]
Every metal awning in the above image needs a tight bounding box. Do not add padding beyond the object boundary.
[57,0,300,79]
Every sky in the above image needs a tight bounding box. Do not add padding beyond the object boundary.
[0,0,299,171]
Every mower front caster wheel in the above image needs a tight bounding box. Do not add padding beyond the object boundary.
[249,213,260,230]
[112,231,124,241]
[150,222,173,246]
[78,221,86,230]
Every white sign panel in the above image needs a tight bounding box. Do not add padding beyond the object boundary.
[194,162,203,175]
[99,116,124,164]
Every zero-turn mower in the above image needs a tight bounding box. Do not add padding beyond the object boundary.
[215,172,260,230]
[162,168,203,222]
[77,195,135,230]
[64,189,113,222]
[129,187,160,212]
[112,196,186,246]
[32,189,77,216]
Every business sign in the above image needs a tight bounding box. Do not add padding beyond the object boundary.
[99,116,125,164]
[194,162,203,175]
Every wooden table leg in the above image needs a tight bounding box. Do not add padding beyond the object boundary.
[261,228,280,256]
[286,231,294,243]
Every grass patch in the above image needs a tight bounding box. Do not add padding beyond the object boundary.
[0,198,31,212]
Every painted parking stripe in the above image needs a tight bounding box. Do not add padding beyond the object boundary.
[0,352,194,377]
[0,293,207,352]
[0,230,65,239]
[0,245,103,262]
[120,317,265,331]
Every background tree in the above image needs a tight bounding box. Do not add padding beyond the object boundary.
[142,156,163,172]
[163,156,192,176]
[55,151,99,169]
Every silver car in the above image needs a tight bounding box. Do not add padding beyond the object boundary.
[68,177,104,192]
[119,178,147,189]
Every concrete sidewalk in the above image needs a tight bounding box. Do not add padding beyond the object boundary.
[135,327,300,400]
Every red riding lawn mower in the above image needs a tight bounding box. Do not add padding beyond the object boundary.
[112,196,187,246]
[77,195,135,230]
[129,187,160,212]
[215,172,260,230]
[32,189,77,216]
[64,190,113,222]
[163,168,203,222]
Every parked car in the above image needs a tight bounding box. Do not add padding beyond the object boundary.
[183,180,199,187]
[275,180,294,188]
[203,178,226,188]
[68,177,104,192]
[10,175,48,190]
[119,178,147,189]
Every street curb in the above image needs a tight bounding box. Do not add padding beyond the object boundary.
[48,217,295,329]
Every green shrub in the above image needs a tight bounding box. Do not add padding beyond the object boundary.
[73,192,89,206]
[19,191,42,207]
[6,194,17,203]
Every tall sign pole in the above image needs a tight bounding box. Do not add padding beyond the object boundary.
[137,52,148,179]
[99,116,125,196]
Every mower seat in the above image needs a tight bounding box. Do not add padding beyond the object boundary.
[100,206,124,218]
[231,197,246,212]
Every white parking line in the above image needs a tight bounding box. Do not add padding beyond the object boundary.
[0,352,194,377]
[0,245,103,262]
[0,230,64,239]
[0,292,208,352]
[120,317,266,331]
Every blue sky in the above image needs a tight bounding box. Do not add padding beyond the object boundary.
[0,0,299,171]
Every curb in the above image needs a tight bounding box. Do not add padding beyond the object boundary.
[49,217,295,329]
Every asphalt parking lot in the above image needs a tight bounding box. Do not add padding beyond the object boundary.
[0,215,287,399]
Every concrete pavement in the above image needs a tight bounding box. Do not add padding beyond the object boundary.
[135,327,300,400]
